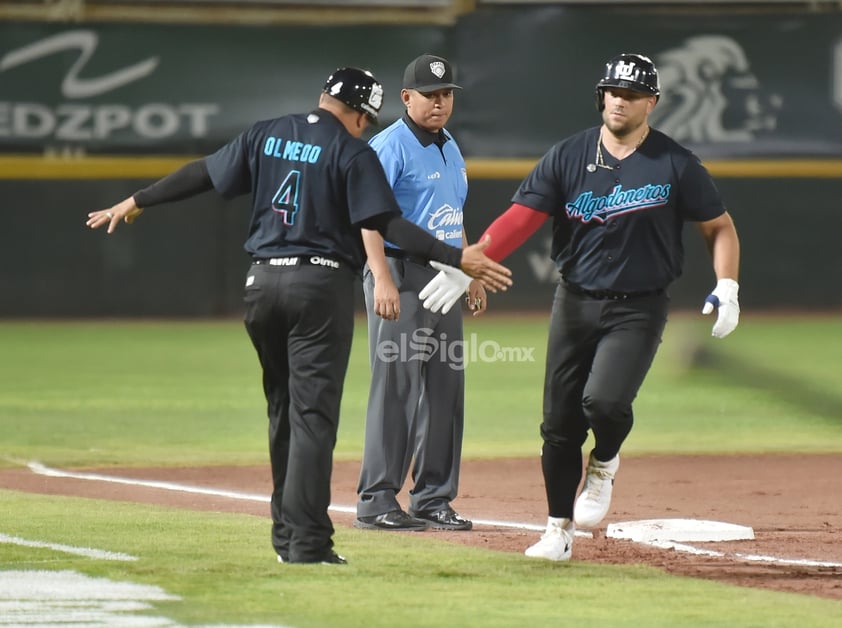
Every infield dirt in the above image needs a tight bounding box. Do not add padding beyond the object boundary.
[2,454,840,600]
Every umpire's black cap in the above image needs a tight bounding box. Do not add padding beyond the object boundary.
[323,67,384,123]
[402,54,462,93]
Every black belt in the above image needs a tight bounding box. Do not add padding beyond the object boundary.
[563,279,664,301]
[384,248,429,267]
[253,255,342,270]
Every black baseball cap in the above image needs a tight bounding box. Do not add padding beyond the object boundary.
[402,54,462,93]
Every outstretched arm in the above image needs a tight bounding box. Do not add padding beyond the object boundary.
[86,159,213,233]
[480,203,549,261]
[361,213,512,293]
[415,203,547,314]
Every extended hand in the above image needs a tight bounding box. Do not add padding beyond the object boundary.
[86,197,144,234]
[460,236,512,293]
[702,278,740,338]
[419,262,472,314]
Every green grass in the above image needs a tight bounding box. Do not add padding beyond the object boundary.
[3,489,841,628]
[631,314,842,453]
[0,320,266,467]
[1,315,842,626]
[1,314,841,468]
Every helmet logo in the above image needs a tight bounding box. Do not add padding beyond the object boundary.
[329,81,343,96]
[594,54,658,110]
[368,83,384,110]
[613,60,638,81]
[429,61,446,78]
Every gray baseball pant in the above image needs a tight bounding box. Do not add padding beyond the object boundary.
[356,257,465,519]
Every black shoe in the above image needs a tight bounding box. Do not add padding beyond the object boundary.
[354,509,430,531]
[414,507,473,531]
[320,551,347,565]
[286,551,347,565]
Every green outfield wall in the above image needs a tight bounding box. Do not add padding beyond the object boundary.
[1,5,840,315]
[1,171,839,316]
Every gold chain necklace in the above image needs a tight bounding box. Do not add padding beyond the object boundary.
[589,126,649,172]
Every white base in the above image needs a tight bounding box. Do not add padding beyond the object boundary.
[606,518,755,543]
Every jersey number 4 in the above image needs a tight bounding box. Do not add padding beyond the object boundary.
[271,170,301,226]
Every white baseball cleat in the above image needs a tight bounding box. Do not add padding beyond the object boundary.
[524,518,575,561]
[574,451,620,528]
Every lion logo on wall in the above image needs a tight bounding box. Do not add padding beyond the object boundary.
[650,35,782,143]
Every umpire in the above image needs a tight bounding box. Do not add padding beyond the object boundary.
[87,67,511,565]
[355,54,481,532]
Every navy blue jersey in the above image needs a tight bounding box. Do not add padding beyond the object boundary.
[513,127,726,292]
[205,108,402,270]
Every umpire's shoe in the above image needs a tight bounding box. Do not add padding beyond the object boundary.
[574,451,620,528]
[524,517,575,561]
[413,506,473,531]
[354,509,430,531]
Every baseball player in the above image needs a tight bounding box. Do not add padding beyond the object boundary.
[354,54,481,532]
[86,67,512,565]
[421,53,740,560]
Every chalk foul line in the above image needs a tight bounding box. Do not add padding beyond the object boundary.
[23,461,559,534]
[644,540,842,569]
[27,461,269,503]
[0,534,137,561]
[21,460,842,570]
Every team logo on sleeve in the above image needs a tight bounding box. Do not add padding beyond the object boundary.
[565,184,671,223]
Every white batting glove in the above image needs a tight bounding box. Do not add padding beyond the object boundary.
[419,261,472,314]
[702,278,740,338]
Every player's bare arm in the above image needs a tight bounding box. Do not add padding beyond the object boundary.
[696,211,740,281]
[362,228,401,321]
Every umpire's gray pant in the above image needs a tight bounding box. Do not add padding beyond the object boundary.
[356,257,465,518]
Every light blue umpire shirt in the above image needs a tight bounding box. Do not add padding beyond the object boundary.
[369,112,467,250]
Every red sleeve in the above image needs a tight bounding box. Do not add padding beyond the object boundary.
[480,203,549,262]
